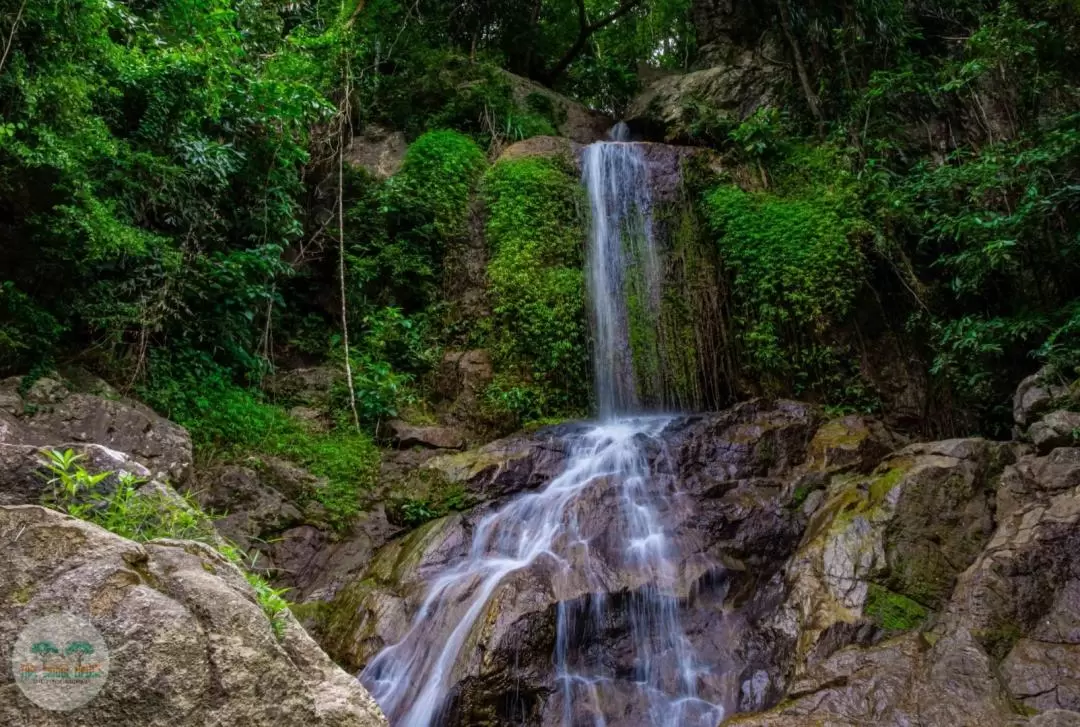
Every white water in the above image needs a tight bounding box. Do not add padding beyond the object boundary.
[583,125,661,418]
[360,133,723,727]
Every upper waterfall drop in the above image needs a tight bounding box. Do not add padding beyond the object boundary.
[583,128,661,419]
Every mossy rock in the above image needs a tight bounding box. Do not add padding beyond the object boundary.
[864,583,928,632]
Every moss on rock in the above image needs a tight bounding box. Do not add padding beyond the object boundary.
[480,154,589,424]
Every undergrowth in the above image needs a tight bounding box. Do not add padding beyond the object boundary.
[41,449,291,637]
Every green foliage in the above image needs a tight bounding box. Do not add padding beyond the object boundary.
[140,358,379,530]
[387,131,487,243]
[703,150,869,401]
[864,583,929,632]
[0,0,335,381]
[40,449,217,543]
[387,469,471,526]
[481,155,590,425]
[218,543,293,638]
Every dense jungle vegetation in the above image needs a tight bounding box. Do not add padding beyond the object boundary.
[1,0,1079,494]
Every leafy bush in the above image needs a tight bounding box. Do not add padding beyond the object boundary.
[703,164,867,399]
[140,357,379,530]
[481,155,590,424]
[40,448,216,543]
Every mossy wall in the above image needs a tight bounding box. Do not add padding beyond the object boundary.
[479,154,590,424]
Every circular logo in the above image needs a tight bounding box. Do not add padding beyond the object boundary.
[10,613,109,711]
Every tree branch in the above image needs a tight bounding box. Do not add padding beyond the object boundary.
[542,0,645,84]
[0,0,27,77]
[778,0,824,126]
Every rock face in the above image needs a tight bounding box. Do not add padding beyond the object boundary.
[627,0,786,139]
[318,401,829,722]
[500,71,612,144]
[308,369,1080,726]
[345,125,408,179]
[0,505,386,727]
[0,375,193,484]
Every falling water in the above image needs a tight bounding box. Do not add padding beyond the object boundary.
[359,129,724,727]
[583,123,661,418]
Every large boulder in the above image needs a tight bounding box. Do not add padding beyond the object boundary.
[738,420,1080,724]
[500,71,612,144]
[1015,366,1074,426]
[0,505,386,727]
[768,437,1013,686]
[344,125,407,179]
[0,375,192,483]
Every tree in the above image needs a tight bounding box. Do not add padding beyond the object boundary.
[65,641,94,668]
[540,0,648,84]
[30,641,59,671]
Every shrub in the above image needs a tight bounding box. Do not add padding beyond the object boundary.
[703,156,868,400]
[481,155,590,424]
[41,449,291,637]
[140,357,379,530]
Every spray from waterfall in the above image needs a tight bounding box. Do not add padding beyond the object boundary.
[358,128,724,727]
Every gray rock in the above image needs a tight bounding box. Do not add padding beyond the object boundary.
[1015,366,1072,426]
[626,50,785,139]
[264,366,342,411]
[189,463,306,552]
[1029,410,1080,454]
[344,125,407,179]
[387,420,466,450]
[0,505,386,727]
[500,71,612,144]
[0,377,192,483]
[1,442,154,507]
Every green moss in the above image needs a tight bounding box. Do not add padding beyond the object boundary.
[145,374,380,532]
[389,130,487,242]
[864,583,929,632]
[978,622,1024,662]
[387,468,474,527]
[10,583,35,605]
[868,462,910,504]
[701,148,871,404]
[480,155,589,425]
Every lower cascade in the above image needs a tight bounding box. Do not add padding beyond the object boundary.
[360,136,726,725]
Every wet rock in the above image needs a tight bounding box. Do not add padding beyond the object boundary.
[344,125,407,179]
[1015,366,1073,426]
[1030,410,1080,454]
[423,426,573,501]
[387,420,466,450]
[0,505,386,727]
[0,376,192,483]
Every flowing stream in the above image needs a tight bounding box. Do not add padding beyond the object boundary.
[360,131,724,727]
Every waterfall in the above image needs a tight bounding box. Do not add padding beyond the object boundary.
[359,133,724,727]
[583,129,661,418]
